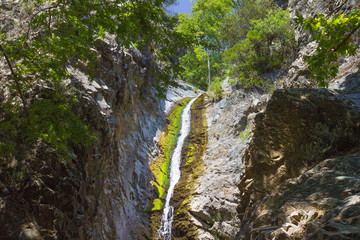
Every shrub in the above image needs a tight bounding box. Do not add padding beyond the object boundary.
[208,77,223,101]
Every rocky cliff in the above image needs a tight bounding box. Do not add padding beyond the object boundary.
[281,0,360,89]
[238,88,360,239]
[1,0,360,240]
[184,89,268,239]
[0,3,198,237]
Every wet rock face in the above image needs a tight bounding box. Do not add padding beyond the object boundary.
[61,45,197,239]
[238,88,360,239]
[171,94,208,240]
[188,89,269,239]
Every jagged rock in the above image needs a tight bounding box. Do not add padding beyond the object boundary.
[237,88,360,239]
[0,3,198,239]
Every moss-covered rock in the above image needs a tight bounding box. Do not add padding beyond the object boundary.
[149,97,192,238]
[150,97,192,210]
[171,94,208,240]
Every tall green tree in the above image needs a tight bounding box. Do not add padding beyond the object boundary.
[220,0,276,46]
[224,7,295,87]
[176,0,232,89]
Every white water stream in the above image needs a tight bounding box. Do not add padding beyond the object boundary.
[157,97,198,240]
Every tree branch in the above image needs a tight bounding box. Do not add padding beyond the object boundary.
[333,24,360,53]
[0,44,28,112]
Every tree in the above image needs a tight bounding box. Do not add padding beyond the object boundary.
[0,0,188,159]
[176,0,232,89]
[224,8,295,87]
[296,10,360,87]
[220,0,276,46]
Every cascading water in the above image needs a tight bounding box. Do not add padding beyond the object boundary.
[157,97,198,240]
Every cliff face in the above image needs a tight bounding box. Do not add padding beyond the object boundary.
[2,1,360,240]
[0,3,198,238]
[238,89,360,239]
[186,89,268,239]
[72,40,165,240]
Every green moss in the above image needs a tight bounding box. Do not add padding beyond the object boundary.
[239,124,252,143]
[149,97,194,239]
[239,130,251,141]
[151,198,165,211]
[150,98,192,206]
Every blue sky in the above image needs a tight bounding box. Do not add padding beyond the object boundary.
[168,0,193,14]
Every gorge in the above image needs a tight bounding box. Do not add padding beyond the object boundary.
[0,0,360,240]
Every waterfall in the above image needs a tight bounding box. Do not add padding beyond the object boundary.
[157,97,198,240]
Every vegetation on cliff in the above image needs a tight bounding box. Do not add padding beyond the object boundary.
[296,9,360,87]
[0,0,190,160]
[176,0,295,90]
[150,97,192,211]
[149,97,192,239]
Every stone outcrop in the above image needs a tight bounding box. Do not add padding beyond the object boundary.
[237,88,360,239]
[241,151,360,240]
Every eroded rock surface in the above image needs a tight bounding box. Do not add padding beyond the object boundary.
[238,88,360,239]
[240,152,360,240]
[188,89,269,239]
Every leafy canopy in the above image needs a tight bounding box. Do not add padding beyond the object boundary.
[0,0,187,160]
[176,0,295,90]
[224,3,294,88]
[176,0,232,90]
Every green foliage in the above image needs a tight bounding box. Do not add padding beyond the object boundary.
[225,8,295,87]
[177,0,294,90]
[26,94,95,160]
[220,0,276,46]
[208,77,223,101]
[296,10,360,87]
[0,0,188,160]
[239,130,251,142]
[151,198,164,211]
[0,87,94,159]
[180,0,233,52]
[176,0,232,89]
[179,46,224,90]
